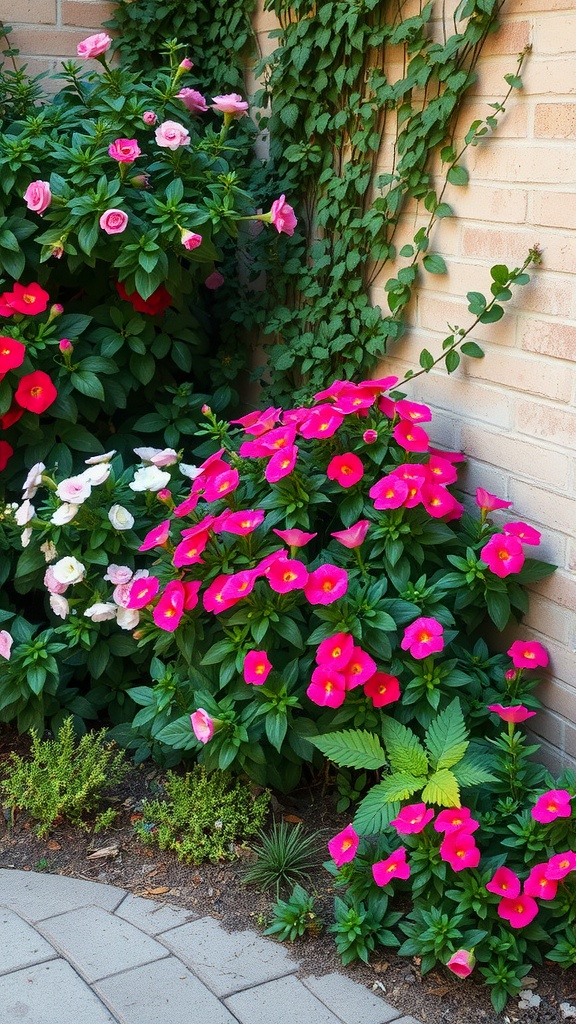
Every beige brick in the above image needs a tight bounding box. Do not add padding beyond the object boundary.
[482,19,532,56]
[515,398,576,447]
[526,734,568,774]
[529,570,576,615]
[397,371,513,429]
[0,0,55,22]
[537,13,576,54]
[513,0,576,11]
[253,0,280,33]
[459,424,571,488]
[510,274,573,319]
[467,143,575,186]
[445,185,528,225]
[417,294,517,347]
[531,191,576,230]
[538,681,576,725]
[523,595,574,645]
[464,348,573,402]
[456,100,529,140]
[527,707,564,749]
[520,318,576,362]
[565,722,576,759]
[61,1,116,29]
[534,103,576,138]
[525,57,576,96]
[461,224,576,275]
[8,27,91,56]
[508,478,576,534]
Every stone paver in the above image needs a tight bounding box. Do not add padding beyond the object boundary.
[225,974,345,1024]
[0,870,424,1024]
[303,972,404,1024]
[0,907,57,975]
[0,959,116,1024]
[38,904,169,982]
[0,868,125,921]
[95,956,238,1024]
[160,914,298,996]
[114,892,198,935]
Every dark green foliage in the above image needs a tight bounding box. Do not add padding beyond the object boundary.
[264,883,322,940]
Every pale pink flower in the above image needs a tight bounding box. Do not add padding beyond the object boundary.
[49,594,69,619]
[143,111,157,125]
[14,500,34,526]
[130,465,171,492]
[176,88,208,113]
[108,139,141,163]
[117,607,139,630]
[56,474,91,504]
[328,825,359,867]
[211,93,249,116]
[179,57,193,70]
[50,503,79,526]
[44,566,68,595]
[77,32,111,58]
[85,602,117,622]
[190,708,214,744]
[22,461,45,500]
[104,564,133,585]
[181,229,203,250]
[133,446,179,467]
[85,450,116,464]
[270,195,297,236]
[52,556,85,586]
[155,120,191,149]
[81,463,110,486]
[0,630,13,659]
[99,209,129,235]
[23,180,51,214]
[108,504,135,530]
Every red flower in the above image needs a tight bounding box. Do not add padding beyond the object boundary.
[0,336,26,372]
[14,370,57,413]
[3,282,50,315]
[0,440,14,470]
[326,452,364,488]
[1,402,23,430]
[116,280,173,315]
[363,672,401,708]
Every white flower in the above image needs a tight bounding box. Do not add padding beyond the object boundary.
[52,556,86,585]
[103,564,133,585]
[85,602,117,622]
[15,500,35,526]
[129,466,171,492]
[133,446,179,467]
[85,450,117,465]
[40,540,58,563]
[116,607,140,630]
[0,630,13,660]
[108,504,135,530]
[56,474,92,504]
[179,462,203,479]
[22,462,45,500]
[21,527,33,548]
[51,503,79,526]
[81,463,111,486]
[44,566,68,595]
[49,594,69,619]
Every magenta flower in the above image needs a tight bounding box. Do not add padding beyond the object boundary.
[23,180,52,214]
[240,424,296,457]
[143,111,157,125]
[220,569,258,602]
[401,617,444,660]
[203,468,240,502]
[440,830,480,871]
[434,808,478,834]
[486,866,521,898]
[545,851,576,880]
[316,632,354,670]
[173,491,199,517]
[99,209,128,234]
[138,519,171,552]
[524,862,558,901]
[215,509,265,536]
[273,528,317,547]
[108,138,141,163]
[507,640,549,670]
[504,521,541,545]
[498,894,539,928]
[363,429,378,444]
[205,270,225,290]
[420,482,459,519]
[395,399,432,423]
[181,230,203,251]
[343,646,377,689]
[369,474,409,510]
[331,520,370,548]
[265,445,298,482]
[152,581,185,632]
[326,453,364,488]
[393,420,429,452]
[363,672,401,708]
[267,557,309,593]
[190,708,214,744]
[426,455,458,485]
[307,664,347,708]
[154,120,191,150]
[531,789,572,824]
[182,580,201,610]
[446,949,475,979]
[372,848,410,887]
[328,824,359,867]
[488,704,537,723]
[244,650,272,685]
[77,32,111,58]
[176,87,208,113]
[304,564,348,605]
[270,195,298,236]
[475,487,513,512]
[126,576,160,609]
[173,531,210,567]
[480,533,525,578]
[203,574,240,614]
[298,405,344,440]
[390,803,435,835]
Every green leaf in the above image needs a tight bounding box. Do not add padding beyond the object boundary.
[70,370,105,401]
[353,782,401,835]
[447,164,469,186]
[311,729,387,770]
[460,341,484,358]
[485,589,511,630]
[423,253,447,274]
[425,698,468,770]
[445,349,460,373]
[421,768,460,806]
[381,718,429,776]
[266,710,288,752]
[419,348,434,371]
[452,756,497,787]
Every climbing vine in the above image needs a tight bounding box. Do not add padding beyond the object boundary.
[236,0,533,402]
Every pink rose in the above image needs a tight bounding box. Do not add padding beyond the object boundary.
[99,209,129,235]
[211,93,249,116]
[0,630,13,660]
[108,139,141,163]
[181,230,202,251]
[154,120,191,150]
[77,32,111,59]
[176,88,208,113]
[143,111,157,125]
[270,195,297,236]
[23,180,52,214]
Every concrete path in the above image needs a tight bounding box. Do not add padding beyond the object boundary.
[0,868,422,1024]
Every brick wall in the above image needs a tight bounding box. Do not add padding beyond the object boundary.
[2,0,575,766]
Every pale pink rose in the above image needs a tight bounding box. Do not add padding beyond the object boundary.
[49,594,69,619]
[21,527,33,548]
[181,229,202,250]
[52,556,85,586]
[154,120,191,150]
[77,32,111,59]
[211,93,249,116]
[22,461,45,500]
[176,88,208,113]
[108,139,141,163]
[143,111,157,125]
[114,569,148,608]
[50,503,79,526]
[85,602,117,622]
[44,567,68,595]
[205,270,224,290]
[24,180,52,214]
[0,630,13,659]
[104,564,133,585]
[56,474,92,504]
[270,195,297,236]
[99,209,129,235]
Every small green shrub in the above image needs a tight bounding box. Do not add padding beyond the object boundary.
[264,884,322,941]
[243,820,325,896]
[0,717,127,837]
[134,766,269,864]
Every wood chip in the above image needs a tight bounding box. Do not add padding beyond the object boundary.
[86,846,119,860]
[283,814,303,823]
[46,840,61,850]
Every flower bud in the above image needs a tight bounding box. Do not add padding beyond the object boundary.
[59,338,73,352]
[179,57,193,70]
[143,110,157,126]
[130,173,152,190]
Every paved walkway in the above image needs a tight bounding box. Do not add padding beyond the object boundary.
[0,868,422,1024]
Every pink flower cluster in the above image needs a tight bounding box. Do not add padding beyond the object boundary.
[485,834,576,928]
[306,632,377,709]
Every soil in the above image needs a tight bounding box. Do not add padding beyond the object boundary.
[0,725,574,1024]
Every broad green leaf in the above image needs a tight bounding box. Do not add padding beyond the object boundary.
[453,756,497,787]
[311,729,387,770]
[425,698,468,770]
[421,768,460,806]
[353,782,401,835]
[381,718,428,776]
